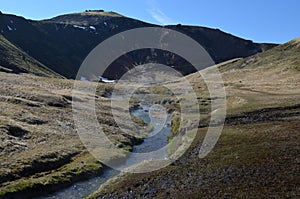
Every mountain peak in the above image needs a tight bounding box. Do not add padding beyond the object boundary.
[81,10,123,17]
[43,10,124,26]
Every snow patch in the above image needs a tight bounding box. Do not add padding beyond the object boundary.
[10,20,14,24]
[104,22,107,26]
[80,76,88,81]
[98,76,115,83]
[73,25,87,30]
[89,26,96,31]
[7,25,13,31]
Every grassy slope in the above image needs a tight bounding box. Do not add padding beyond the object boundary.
[89,38,300,198]
[0,73,144,198]
[0,34,61,78]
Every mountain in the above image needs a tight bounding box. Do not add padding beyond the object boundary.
[0,32,60,77]
[0,11,276,79]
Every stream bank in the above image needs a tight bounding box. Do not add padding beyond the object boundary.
[38,104,172,199]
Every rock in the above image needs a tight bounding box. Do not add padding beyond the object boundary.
[6,125,29,138]
[22,118,47,125]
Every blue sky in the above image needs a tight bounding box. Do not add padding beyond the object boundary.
[1,0,299,43]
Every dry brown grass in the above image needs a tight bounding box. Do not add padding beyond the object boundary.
[89,38,300,198]
[0,72,142,198]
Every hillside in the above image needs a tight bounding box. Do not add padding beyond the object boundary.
[0,34,60,77]
[0,11,276,79]
[0,72,146,198]
[88,38,300,198]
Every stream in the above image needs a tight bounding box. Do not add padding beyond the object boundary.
[38,104,172,199]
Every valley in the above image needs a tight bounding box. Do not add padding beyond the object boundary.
[0,9,299,199]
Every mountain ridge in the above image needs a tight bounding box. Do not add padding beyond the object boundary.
[0,11,277,79]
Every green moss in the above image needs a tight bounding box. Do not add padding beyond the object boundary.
[121,145,133,152]
[171,116,180,135]
[0,180,35,196]
[129,97,140,109]
[148,86,172,95]
[0,152,103,197]
[167,136,181,156]
[130,115,146,126]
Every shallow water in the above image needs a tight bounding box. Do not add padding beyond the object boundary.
[38,168,119,199]
[38,104,171,199]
